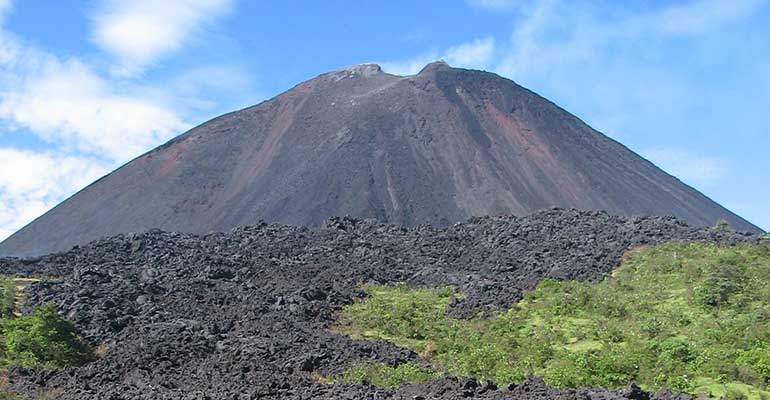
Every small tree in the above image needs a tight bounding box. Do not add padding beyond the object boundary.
[1,304,92,369]
[713,219,733,233]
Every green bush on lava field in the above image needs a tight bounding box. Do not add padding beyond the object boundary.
[0,277,92,371]
[332,242,770,399]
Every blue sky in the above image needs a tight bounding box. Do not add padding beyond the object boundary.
[0,0,767,239]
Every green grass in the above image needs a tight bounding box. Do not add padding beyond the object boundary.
[335,283,457,352]
[334,243,770,398]
[324,362,441,388]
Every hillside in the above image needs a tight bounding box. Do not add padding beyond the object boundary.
[0,62,761,257]
[0,209,763,399]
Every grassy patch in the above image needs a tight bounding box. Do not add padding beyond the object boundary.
[335,283,456,352]
[0,390,61,400]
[0,278,14,319]
[334,243,770,398]
[324,362,440,388]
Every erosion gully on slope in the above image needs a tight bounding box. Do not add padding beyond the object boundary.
[0,209,762,399]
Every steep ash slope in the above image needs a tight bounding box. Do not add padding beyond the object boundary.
[1,209,760,399]
[0,62,761,257]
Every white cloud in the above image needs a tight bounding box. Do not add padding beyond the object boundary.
[0,148,110,241]
[444,37,496,68]
[490,0,769,142]
[642,148,728,188]
[466,0,519,12]
[650,0,765,35]
[169,64,261,113]
[0,0,255,243]
[381,37,496,75]
[0,54,187,161]
[90,0,234,76]
[496,0,767,76]
[0,3,224,241]
[382,0,768,230]
[381,52,440,76]
[483,0,753,192]
[0,0,11,19]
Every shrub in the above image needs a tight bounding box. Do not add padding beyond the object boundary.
[657,337,697,363]
[713,219,733,232]
[1,304,92,369]
[736,344,770,383]
[694,264,743,308]
[0,279,14,319]
[723,387,748,400]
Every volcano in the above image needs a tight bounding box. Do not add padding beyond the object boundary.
[0,61,760,257]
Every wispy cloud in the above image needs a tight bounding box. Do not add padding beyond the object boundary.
[642,148,728,188]
[0,148,109,241]
[0,0,251,241]
[491,0,769,142]
[380,53,438,76]
[381,37,496,75]
[649,0,766,35]
[90,0,234,76]
[169,64,260,113]
[0,54,187,161]
[387,0,768,228]
[0,0,11,19]
[465,0,519,12]
[0,30,188,240]
[444,37,496,68]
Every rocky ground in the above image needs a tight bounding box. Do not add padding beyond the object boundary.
[0,209,761,399]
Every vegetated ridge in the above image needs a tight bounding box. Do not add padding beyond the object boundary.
[0,209,764,399]
[0,62,761,257]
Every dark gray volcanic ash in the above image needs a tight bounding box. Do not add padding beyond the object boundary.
[1,209,761,399]
[0,62,761,257]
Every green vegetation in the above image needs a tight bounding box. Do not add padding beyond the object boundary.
[335,243,770,398]
[0,276,92,373]
[1,304,92,369]
[324,362,440,388]
[0,276,91,399]
[713,219,734,232]
[0,278,14,319]
[0,389,61,400]
[336,284,456,351]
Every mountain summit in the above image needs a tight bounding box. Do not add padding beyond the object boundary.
[0,62,760,256]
